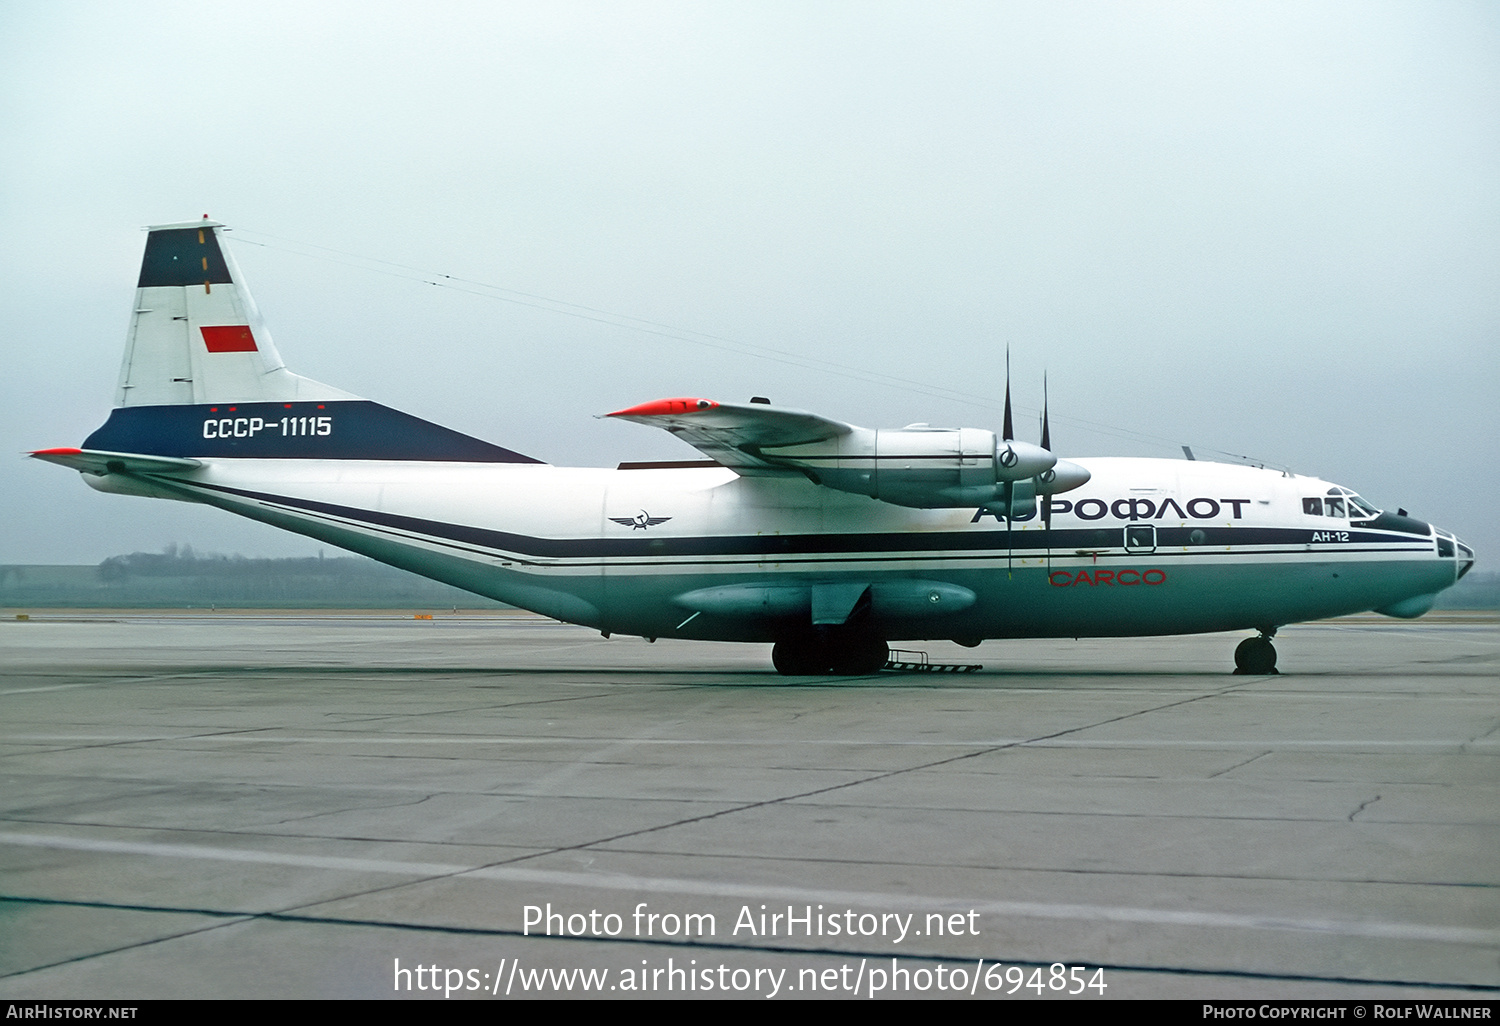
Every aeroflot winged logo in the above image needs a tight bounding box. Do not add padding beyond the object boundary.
[610,511,672,530]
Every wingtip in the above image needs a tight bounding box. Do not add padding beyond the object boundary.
[607,398,720,418]
[28,447,83,460]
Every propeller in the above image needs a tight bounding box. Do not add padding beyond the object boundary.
[994,351,1077,572]
[1040,372,1050,451]
[993,356,1085,575]
[1039,373,1055,572]
[1002,348,1015,445]
[1001,350,1015,575]
[1039,372,1053,531]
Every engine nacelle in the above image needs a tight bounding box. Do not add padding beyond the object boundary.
[1036,459,1090,495]
[761,426,1078,509]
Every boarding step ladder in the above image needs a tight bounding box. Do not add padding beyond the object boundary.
[884,649,982,674]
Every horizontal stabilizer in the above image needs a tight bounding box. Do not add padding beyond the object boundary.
[29,448,202,476]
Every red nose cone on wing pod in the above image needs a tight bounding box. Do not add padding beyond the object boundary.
[607,398,720,418]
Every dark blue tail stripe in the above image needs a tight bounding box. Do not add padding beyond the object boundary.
[85,402,541,463]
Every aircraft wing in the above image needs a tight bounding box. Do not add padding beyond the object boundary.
[29,448,202,476]
[606,398,852,474]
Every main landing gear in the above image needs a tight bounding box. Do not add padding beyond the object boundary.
[772,631,889,676]
[1233,628,1279,675]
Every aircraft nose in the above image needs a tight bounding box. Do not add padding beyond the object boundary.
[1455,536,1475,580]
[1435,526,1475,581]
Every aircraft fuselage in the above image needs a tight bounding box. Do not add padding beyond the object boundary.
[85,453,1463,643]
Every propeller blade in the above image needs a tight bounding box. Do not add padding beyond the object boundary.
[1002,347,1014,442]
[1003,478,1014,576]
[1040,373,1051,452]
[1040,373,1052,531]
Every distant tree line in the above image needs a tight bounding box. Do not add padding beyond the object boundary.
[2,545,508,609]
[99,543,398,581]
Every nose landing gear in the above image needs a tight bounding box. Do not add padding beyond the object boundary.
[1233,629,1279,675]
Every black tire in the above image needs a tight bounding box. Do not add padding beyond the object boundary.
[1233,636,1278,675]
[772,638,826,675]
[829,636,889,676]
[773,635,888,676]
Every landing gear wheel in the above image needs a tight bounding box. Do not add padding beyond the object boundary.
[772,638,824,676]
[1233,636,1278,675]
[773,635,889,676]
[829,636,889,676]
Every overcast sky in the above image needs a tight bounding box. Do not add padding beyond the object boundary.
[2,1,1496,565]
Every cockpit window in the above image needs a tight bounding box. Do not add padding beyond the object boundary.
[1306,492,1377,518]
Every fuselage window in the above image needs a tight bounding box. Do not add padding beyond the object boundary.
[1325,497,1346,518]
[1303,497,1323,516]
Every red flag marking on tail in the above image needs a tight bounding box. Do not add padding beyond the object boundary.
[200,325,257,353]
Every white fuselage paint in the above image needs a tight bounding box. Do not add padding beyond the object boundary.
[87,455,1460,643]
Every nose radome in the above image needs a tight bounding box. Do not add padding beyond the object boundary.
[1455,536,1475,580]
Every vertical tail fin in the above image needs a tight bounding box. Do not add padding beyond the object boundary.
[66,219,541,464]
[117,218,357,406]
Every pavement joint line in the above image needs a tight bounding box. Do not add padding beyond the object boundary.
[488,678,1333,864]
[3,833,1496,946]
[2,797,1489,826]
[1207,750,1272,778]
[6,817,1492,888]
[582,842,1500,888]
[0,910,259,984]
[268,679,1393,917]
[6,734,1487,748]
[0,672,217,696]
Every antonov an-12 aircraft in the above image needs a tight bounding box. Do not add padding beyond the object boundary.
[32,220,1475,675]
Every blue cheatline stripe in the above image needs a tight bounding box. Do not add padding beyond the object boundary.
[177,480,1431,563]
[84,402,541,464]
